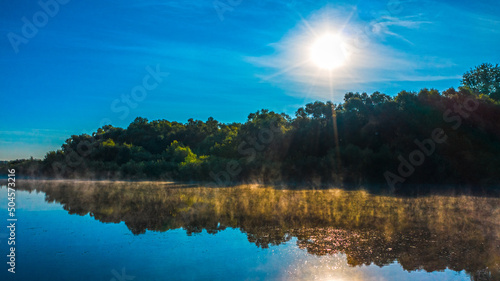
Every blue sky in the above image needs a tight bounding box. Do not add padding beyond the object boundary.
[1,0,499,160]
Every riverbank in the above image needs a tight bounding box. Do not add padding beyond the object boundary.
[6,178,500,197]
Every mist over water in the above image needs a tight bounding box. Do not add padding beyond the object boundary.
[0,180,498,280]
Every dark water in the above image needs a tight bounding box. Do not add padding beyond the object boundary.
[0,181,499,281]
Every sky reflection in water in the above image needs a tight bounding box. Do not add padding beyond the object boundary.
[0,180,498,281]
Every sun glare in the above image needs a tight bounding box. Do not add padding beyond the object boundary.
[310,34,350,70]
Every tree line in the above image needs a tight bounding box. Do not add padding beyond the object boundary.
[3,64,500,193]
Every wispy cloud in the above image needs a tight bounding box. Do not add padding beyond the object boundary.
[245,6,456,100]
[369,15,432,44]
[0,129,71,160]
[0,129,70,143]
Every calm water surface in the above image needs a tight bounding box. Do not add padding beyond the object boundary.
[0,180,498,281]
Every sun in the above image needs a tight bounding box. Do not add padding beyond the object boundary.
[310,34,350,70]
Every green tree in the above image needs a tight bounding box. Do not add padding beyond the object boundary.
[462,63,500,101]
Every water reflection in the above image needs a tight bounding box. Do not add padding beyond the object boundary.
[18,180,500,280]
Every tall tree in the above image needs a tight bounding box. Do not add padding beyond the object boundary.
[462,63,500,101]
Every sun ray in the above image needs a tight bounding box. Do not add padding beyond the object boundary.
[301,68,323,103]
[295,12,319,38]
[260,60,310,81]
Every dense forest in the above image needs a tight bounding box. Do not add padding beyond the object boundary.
[3,64,500,192]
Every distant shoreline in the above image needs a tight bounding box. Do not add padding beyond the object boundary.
[14,178,179,185]
[3,178,499,198]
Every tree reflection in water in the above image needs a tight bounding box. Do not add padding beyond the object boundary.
[19,180,500,280]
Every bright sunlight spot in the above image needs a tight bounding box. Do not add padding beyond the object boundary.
[310,34,350,70]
